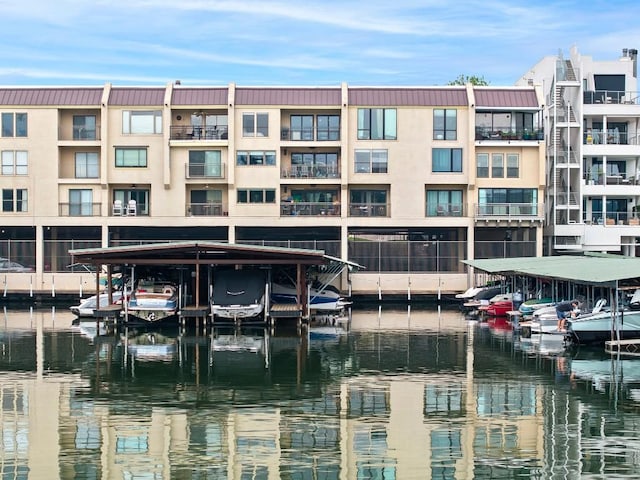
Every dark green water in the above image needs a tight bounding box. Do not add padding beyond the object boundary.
[1,307,639,479]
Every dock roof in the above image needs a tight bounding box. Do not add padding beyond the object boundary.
[69,241,329,266]
[463,254,640,287]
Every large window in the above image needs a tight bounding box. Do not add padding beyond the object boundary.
[237,189,276,203]
[189,189,223,215]
[290,152,339,177]
[122,111,162,134]
[115,148,147,167]
[69,189,93,216]
[2,189,27,212]
[426,190,463,216]
[1,113,27,137]
[75,152,99,178]
[432,148,462,173]
[433,109,457,140]
[73,115,97,140]
[242,113,269,137]
[236,150,276,166]
[478,188,538,215]
[114,189,149,215]
[188,150,222,177]
[355,149,388,173]
[317,115,340,140]
[476,153,489,178]
[357,108,396,140]
[350,189,388,216]
[1,151,28,175]
[290,115,314,140]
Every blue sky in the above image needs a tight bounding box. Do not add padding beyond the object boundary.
[1,0,639,87]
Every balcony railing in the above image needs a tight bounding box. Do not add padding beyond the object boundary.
[583,90,640,105]
[426,203,464,217]
[475,128,544,141]
[186,203,225,216]
[475,203,543,219]
[59,203,102,216]
[281,128,340,141]
[585,171,636,185]
[185,162,226,179]
[280,202,340,216]
[281,165,340,179]
[349,203,389,217]
[58,127,101,141]
[170,125,228,140]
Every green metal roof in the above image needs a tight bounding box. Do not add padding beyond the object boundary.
[463,254,640,286]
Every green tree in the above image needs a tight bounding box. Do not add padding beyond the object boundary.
[448,74,490,86]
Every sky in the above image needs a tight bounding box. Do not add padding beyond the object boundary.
[1,0,639,87]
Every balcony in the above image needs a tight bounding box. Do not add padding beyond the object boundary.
[58,203,102,216]
[281,165,340,179]
[185,162,226,179]
[186,203,225,216]
[58,126,101,141]
[349,203,389,217]
[475,128,544,141]
[170,125,228,141]
[426,203,464,217]
[280,127,340,141]
[583,90,640,105]
[474,203,543,221]
[280,202,340,216]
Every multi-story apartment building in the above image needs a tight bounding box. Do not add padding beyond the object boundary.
[518,46,640,256]
[0,83,544,296]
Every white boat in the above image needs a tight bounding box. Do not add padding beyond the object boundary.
[70,291,125,317]
[126,279,179,322]
[213,334,266,353]
[210,269,266,322]
[567,308,640,344]
[271,281,349,312]
[530,299,607,334]
[455,286,484,300]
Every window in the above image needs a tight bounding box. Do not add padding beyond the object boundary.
[491,153,504,177]
[237,189,276,203]
[479,188,538,215]
[426,190,463,216]
[355,149,388,173]
[2,189,27,212]
[433,109,457,140]
[317,115,340,140]
[236,150,276,166]
[432,148,462,172]
[242,113,268,137]
[290,152,339,177]
[350,190,388,216]
[114,189,149,215]
[507,154,519,178]
[69,189,93,216]
[1,151,28,175]
[476,153,489,178]
[73,115,97,140]
[75,152,99,178]
[1,113,27,137]
[290,115,314,140]
[122,111,162,134]
[188,150,222,177]
[115,148,147,167]
[357,108,396,140]
[190,189,223,215]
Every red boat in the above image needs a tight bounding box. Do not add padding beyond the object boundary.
[486,300,513,317]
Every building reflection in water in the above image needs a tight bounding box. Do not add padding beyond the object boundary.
[0,306,639,478]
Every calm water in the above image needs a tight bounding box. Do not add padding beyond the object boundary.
[1,306,640,479]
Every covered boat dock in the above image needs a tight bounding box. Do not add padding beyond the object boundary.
[69,241,359,325]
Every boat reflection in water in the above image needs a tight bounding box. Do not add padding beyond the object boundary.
[2,307,640,478]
